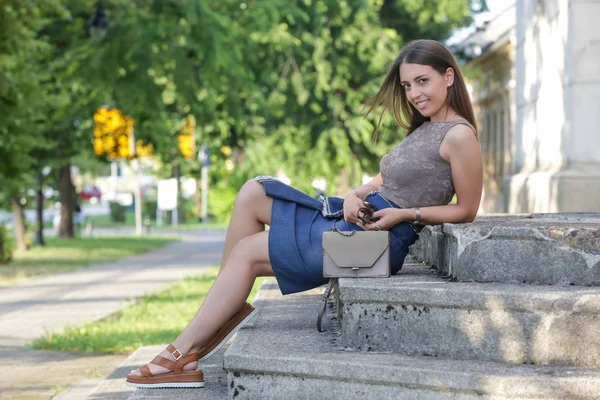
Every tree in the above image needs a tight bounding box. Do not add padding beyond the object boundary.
[34,0,113,238]
[237,0,486,194]
[0,0,66,248]
[71,0,486,205]
[0,0,486,239]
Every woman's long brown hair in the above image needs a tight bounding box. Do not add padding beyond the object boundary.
[366,40,477,137]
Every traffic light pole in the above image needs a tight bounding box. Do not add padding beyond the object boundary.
[133,159,143,236]
[199,144,210,226]
[202,164,208,225]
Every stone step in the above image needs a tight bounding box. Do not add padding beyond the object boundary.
[411,215,600,285]
[224,279,600,399]
[86,345,228,400]
[338,263,600,366]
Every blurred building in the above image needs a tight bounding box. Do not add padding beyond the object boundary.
[460,0,600,213]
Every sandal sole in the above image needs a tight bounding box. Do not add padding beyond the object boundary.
[126,381,205,389]
[126,369,204,389]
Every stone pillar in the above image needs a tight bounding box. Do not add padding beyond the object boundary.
[509,0,600,213]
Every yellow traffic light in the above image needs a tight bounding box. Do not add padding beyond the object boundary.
[136,140,153,158]
[178,134,195,159]
[178,115,196,160]
[220,146,232,156]
[93,138,104,156]
[93,107,138,159]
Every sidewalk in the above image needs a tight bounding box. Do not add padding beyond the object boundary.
[0,231,226,400]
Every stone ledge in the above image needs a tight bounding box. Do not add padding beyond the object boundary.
[339,264,600,366]
[410,213,600,285]
[224,279,600,399]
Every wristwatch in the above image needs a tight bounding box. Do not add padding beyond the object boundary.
[412,208,421,224]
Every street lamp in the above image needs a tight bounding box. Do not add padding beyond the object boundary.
[88,0,109,40]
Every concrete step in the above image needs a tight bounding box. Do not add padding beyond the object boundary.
[338,263,600,366]
[411,215,600,285]
[224,279,600,399]
[86,345,228,399]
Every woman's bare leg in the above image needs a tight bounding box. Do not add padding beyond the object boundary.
[219,180,273,270]
[130,230,273,376]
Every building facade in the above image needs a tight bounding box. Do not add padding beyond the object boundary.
[463,0,600,213]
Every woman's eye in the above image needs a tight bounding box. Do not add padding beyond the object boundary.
[419,78,428,84]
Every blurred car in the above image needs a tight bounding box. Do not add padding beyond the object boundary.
[79,185,102,203]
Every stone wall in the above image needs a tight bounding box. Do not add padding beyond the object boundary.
[508,0,600,213]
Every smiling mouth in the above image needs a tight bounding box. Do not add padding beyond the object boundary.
[415,100,429,109]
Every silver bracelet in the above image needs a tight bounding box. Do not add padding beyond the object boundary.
[412,208,421,224]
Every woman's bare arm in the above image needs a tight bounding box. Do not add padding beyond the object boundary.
[364,124,483,230]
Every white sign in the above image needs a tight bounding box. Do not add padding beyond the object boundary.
[157,179,178,211]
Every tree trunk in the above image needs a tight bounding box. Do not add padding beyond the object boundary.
[11,198,28,252]
[35,171,45,246]
[58,163,75,238]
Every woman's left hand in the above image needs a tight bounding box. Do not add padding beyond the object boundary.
[361,208,404,231]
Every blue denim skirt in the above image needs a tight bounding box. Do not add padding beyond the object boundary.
[256,177,419,295]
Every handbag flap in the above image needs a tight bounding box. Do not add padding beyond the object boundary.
[322,231,389,268]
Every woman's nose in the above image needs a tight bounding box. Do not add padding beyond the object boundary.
[408,90,420,102]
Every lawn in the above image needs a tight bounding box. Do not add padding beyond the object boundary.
[0,236,178,286]
[87,213,137,228]
[89,212,228,231]
[32,267,266,354]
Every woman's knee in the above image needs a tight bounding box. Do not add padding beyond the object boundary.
[235,180,265,208]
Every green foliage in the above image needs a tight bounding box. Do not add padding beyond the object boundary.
[109,201,126,222]
[0,224,14,264]
[380,0,485,41]
[0,1,62,194]
[181,198,199,221]
[0,0,485,215]
[208,182,239,223]
[0,0,101,240]
[75,0,483,193]
[143,199,158,221]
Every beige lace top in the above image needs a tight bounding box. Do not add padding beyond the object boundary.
[378,120,477,209]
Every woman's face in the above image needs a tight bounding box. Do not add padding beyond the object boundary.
[399,63,454,121]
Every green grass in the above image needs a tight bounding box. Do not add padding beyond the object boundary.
[88,213,136,228]
[170,220,229,231]
[88,212,229,231]
[1,236,178,286]
[32,267,266,354]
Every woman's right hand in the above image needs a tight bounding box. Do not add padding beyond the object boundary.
[343,191,365,224]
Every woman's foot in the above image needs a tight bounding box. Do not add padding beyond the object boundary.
[128,345,200,377]
[126,301,256,387]
[126,345,205,388]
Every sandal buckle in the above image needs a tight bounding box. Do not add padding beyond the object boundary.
[171,348,183,361]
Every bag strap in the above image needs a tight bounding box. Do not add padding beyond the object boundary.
[317,278,338,332]
[330,224,356,236]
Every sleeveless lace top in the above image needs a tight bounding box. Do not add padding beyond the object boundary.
[378,120,477,209]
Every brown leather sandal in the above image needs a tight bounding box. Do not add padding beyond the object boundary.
[126,344,205,388]
[197,302,257,362]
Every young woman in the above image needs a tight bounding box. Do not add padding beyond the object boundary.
[126,39,483,388]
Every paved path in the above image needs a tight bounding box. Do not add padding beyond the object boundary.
[0,231,226,400]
